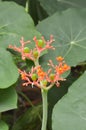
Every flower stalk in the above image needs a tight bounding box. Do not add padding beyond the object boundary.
[0,113,1,120]
[41,88,48,130]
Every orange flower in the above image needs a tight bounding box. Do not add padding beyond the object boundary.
[56,56,64,62]
[18,59,70,88]
[18,69,29,80]
[63,64,70,71]
[55,66,64,74]
[55,56,70,74]
[48,57,70,87]
[55,63,70,75]
[37,66,46,80]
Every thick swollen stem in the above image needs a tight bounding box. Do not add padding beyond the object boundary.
[41,88,48,130]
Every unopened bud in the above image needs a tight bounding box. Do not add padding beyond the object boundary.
[24,47,30,53]
[33,51,39,58]
[42,80,47,86]
[49,73,55,80]
[38,39,44,48]
[31,73,38,81]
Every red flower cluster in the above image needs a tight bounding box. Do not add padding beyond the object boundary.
[9,35,55,62]
[9,36,70,89]
[18,56,70,89]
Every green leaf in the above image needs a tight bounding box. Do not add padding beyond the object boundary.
[0,120,8,130]
[37,9,86,66]
[52,72,86,130]
[2,0,26,7]
[37,0,86,16]
[0,48,19,88]
[48,71,79,129]
[37,0,69,15]
[59,0,86,8]
[0,1,41,48]
[0,87,17,112]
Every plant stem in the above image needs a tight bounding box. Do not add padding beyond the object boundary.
[25,0,29,13]
[41,88,48,130]
[34,59,39,66]
[0,113,1,120]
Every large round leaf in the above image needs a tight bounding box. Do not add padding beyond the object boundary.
[37,9,86,66]
[0,48,19,88]
[59,0,86,8]
[37,0,69,15]
[37,0,86,16]
[52,72,86,130]
[0,120,8,130]
[0,1,41,48]
[48,72,79,129]
[0,87,17,112]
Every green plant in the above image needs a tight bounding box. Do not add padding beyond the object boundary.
[0,1,86,130]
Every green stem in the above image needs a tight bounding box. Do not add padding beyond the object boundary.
[0,113,1,120]
[41,88,48,130]
[34,59,39,66]
[25,0,29,13]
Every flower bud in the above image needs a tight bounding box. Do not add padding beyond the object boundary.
[56,56,64,62]
[33,51,39,59]
[49,73,55,81]
[24,47,30,53]
[42,80,47,86]
[31,73,38,81]
[38,39,44,48]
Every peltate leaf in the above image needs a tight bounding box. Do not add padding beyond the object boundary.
[48,71,79,129]
[37,9,86,66]
[0,1,41,48]
[37,0,69,15]
[0,120,8,130]
[0,48,19,88]
[0,87,17,112]
[52,72,86,130]
[37,0,86,16]
[59,0,86,8]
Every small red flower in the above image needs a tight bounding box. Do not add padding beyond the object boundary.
[18,56,70,89]
[56,56,64,62]
[33,35,55,54]
[9,35,55,62]
[9,36,70,89]
[9,37,31,60]
[37,66,46,80]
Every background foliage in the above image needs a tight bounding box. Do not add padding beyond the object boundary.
[0,0,86,130]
